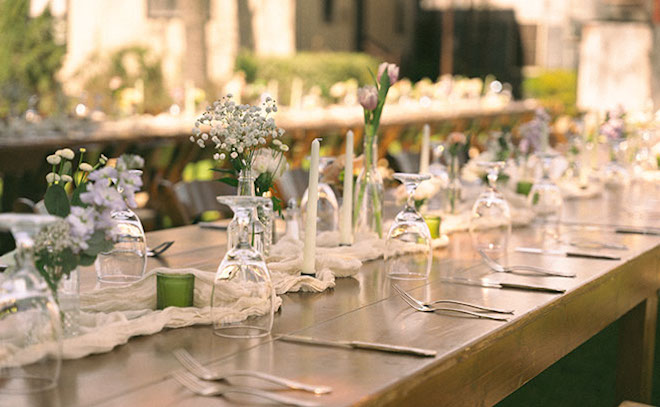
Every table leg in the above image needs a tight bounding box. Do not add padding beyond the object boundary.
[615,293,659,404]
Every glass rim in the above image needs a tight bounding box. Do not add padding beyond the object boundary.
[156,272,194,280]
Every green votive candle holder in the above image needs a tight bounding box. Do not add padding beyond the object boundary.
[156,272,195,310]
[424,215,442,240]
[516,180,533,196]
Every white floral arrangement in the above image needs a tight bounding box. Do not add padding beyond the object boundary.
[190,94,289,210]
[34,148,144,293]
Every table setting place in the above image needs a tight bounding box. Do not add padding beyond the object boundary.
[1,62,658,406]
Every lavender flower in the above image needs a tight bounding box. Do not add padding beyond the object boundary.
[518,108,549,156]
[600,109,625,143]
[80,180,125,212]
[66,206,96,252]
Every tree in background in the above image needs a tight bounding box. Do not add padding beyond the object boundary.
[0,0,65,118]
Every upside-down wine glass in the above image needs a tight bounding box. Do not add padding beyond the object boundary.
[211,196,275,338]
[0,213,62,394]
[527,153,563,244]
[95,170,147,284]
[469,161,512,254]
[385,173,433,280]
[301,157,339,233]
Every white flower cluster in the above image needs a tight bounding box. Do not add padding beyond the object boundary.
[34,220,78,255]
[251,148,288,180]
[190,94,288,167]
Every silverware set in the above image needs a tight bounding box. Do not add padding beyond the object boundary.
[146,240,174,257]
[173,348,329,406]
[478,249,575,278]
[393,283,512,322]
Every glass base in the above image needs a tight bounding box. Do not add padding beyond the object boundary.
[213,325,270,339]
[387,271,428,280]
[97,275,142,285]
[0,374,57,394]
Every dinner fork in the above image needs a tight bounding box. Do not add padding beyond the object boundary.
[478,250,575,278]
[392,284,510,322]
[146,241,174,257]
[173,348,331,394]
[392,284,513,314]
[173,370,321,407]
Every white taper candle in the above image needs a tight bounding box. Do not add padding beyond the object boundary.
[302,139,320,275]
[339,130,354,245]
[420,124,430,174]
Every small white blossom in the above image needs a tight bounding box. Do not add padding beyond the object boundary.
[213,153,220,160]
[46,172,59,183]
[230,152,238,159]
[272,139,282,146]
[60,174,73,183]
[280,144,289,152]
[79,163,93,172]
[46,154,61,165]
[189,136,195,142]
[219,153,226,160]
[99,154,108,164]
[58,148,75,160]
[201,133,209,141]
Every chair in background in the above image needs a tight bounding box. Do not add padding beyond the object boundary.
[157,179,236,226]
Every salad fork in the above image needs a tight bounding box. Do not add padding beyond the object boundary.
[392,284,513,314]
[392,284,510,322]
[146,240,174,257]
[173,348,331,394]
[478,249,575,278]
[173,370,321,407]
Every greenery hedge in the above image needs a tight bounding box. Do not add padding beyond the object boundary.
[235,51,380,104]
[523,69,577,116]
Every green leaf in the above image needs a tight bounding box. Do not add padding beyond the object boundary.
[71,182,87,207]
[62,160,72,176]
[254,173,273,196]
[44,184,70,217]
[218,177,238,187]
[84,230,113,257]
[78,253,96,266]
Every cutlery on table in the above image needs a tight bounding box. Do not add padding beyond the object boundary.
[514,247,621,261]
[615,227,660,236]
[567,238,628,251]
[440,276,566,294]
[146,241,174,257]
[478,249,575,278]
[392,283,513,314]
[393,284,510,322]
[173,348,331,394]
[198,222,228,230]
[279,333,437,357]
[173,371,321,407]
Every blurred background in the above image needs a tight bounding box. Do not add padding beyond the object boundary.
[1,0,659,231]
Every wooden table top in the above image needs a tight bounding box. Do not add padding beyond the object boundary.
[8,190,660,407]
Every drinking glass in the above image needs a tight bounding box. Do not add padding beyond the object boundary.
[211,196,275,338]
[469,161,511,254]
[95,170,147,284]
[385,173,433,280]
[301,157,339,233]
[528,153,563,244]
[0,213,62,393]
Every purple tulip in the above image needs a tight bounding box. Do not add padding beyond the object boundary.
[377,62,399,85]
[358,85,378,111]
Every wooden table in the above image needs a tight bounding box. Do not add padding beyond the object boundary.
[8,191,659,407]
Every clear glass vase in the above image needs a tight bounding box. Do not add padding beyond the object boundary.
[353,135,384,238]
[0,214,62,394]
[56,268,80,337]
[444,156,462,214]
[227,169,270,255]
[603,139,630,188]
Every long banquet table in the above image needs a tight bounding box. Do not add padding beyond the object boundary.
[11,191,660,407]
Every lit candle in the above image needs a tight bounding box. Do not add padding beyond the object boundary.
[419,124,430,173]
[339,131,354,246]
[302,139,320,275]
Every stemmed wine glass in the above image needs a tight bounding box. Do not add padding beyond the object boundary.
[385,173,433,280]
[95,170,147,284]
[469,161,511,254]
[0,213,62,394]
[211,196,275,338]
[528,153,563,244]
[301,157,339,233]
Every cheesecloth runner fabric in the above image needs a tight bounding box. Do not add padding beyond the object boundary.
[7,232,448,364]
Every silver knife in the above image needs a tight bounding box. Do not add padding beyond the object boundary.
[615,227,660,236]
[279,334,437,357]
[440,277,566,294]
[515,246,620,261]
[198,222,228,230]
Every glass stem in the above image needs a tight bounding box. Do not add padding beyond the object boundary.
[236,209,252,249]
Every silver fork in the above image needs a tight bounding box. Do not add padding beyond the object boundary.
[478,249,575,278]
[173,348,331,394]
[173,370,321,407]
[392,284,510,322]
[147,241,174,257]
[392,284,513,314]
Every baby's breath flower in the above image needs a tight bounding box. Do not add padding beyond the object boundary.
[213,153,220,160]
[46,154,61,165]
[230,152,238,159]
[219,153,226,160]
[79,163,93,172]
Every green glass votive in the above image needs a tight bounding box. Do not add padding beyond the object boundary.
[516,180,533,196]
[156,272,194,310]
[424,215,442,239]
